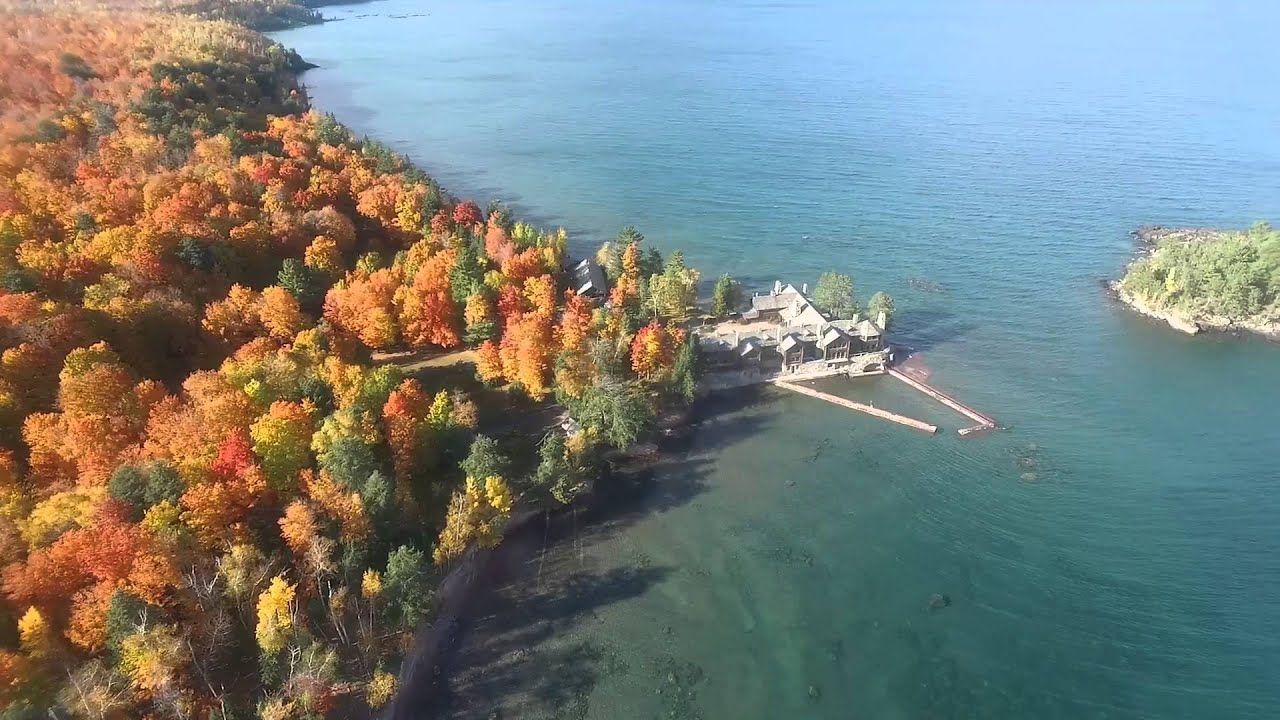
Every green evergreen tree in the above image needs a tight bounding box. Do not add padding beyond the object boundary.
[711,274,741,316]
[383,546,429,631]
[532,433,569,492]
[570,380,655,450]
[670,336,701,403]
[278,258,323,310]
[449,239,487,306]
[104,590,150,660]
[319,437,382,490]
[460,435,509,481]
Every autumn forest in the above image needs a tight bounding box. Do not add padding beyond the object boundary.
[0,2,701,718]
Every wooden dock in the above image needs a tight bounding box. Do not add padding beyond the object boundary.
[887,368,997,436]
[774,379,939,434]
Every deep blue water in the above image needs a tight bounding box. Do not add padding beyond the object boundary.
[274,2,1280,717]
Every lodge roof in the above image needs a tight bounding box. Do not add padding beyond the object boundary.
[817,325,850,348]
[698,280,886,362]
[778,332,806,353]
[750,292,799,312]
[571,257,607,296]
[855,319,882,337]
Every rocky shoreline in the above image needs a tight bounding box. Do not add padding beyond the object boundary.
[1108,281,1207,335]
[1132,225,1227,247]
[1112,226,1280,340]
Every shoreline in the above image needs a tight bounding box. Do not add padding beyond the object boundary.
[385,391,730,718]
[1111,226,1280,341]
[256,28,720,714]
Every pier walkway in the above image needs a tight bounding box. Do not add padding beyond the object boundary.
[887,368,997,436]
[774,379,939,434]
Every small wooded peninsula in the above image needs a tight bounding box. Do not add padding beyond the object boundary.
[0,1,907,717]
[0,1,712,717]
[1114,223,1280,338]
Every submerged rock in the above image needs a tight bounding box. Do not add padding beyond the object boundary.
[808,684,822,700]
[928,593,952,612]
[826,638,844,662]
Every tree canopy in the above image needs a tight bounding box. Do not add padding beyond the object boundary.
[0,2,704,716]
[1121,222,1280,324]
[711,273,741,316]
[813,272,860,319]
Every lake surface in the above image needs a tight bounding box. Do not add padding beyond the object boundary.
[273,2,1280,717]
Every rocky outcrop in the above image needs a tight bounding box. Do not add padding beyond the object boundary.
[1133,225,1227,247]
[1111,282,1280,339]
[1111,283,1203,335]
[1113,226,1280,340]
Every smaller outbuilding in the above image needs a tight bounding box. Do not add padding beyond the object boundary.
[570,257,608,297]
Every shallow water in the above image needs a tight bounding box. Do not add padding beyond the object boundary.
[273,2,1280,717]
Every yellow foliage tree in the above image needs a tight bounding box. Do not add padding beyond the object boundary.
[255,575,296,655]
[119,625,185,696]
[360,569,383,600]
[203,284,264,347]
[304,235,343,276]
[20,486,104,547]
[250,400,314,492]
[427,390,451,429]
[367,669,397,708]
[259,286,306,341]
[433,475,514,564]
[18,606,52,657]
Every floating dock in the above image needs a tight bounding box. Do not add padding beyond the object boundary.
[887,368,997,436]
[774,379,939,434]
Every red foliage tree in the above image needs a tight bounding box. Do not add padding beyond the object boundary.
[452,200,482,228]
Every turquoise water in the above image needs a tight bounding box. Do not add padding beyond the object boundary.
[273,2,1280,717]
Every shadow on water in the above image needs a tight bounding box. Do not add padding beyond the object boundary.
[416,388,779,719]
[893,306,978,353]
[437,562,669,720]
[401,163,612,247]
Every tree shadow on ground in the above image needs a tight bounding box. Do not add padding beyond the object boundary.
[413,387,780,719]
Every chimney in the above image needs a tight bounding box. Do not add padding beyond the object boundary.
[734,331,740,347]
[876,311,887,329]
[802,283,808,294]
[773,280,782,294]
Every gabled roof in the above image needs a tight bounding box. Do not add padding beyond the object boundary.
[750,291,800,313]
[782,298,829,327]
[855,319,883,338]
[571,258,607,296]
[698,335,734,352]
[817,324,850,348]
[739,338,761,356]
[778,333,804,353]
